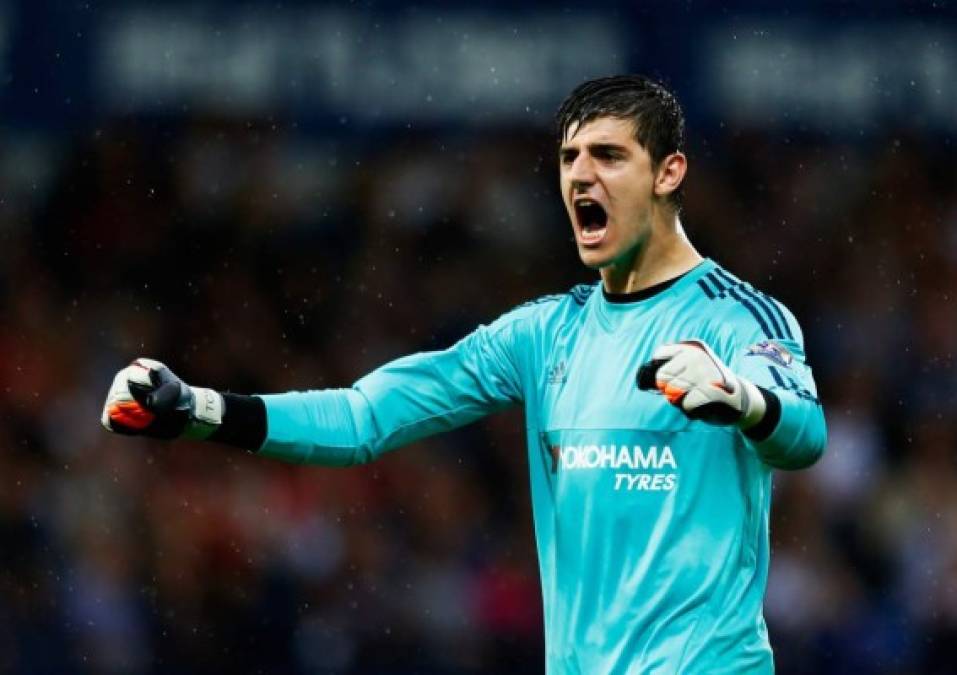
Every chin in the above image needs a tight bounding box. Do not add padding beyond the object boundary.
[577,248,614,270]
[578,253,612,270]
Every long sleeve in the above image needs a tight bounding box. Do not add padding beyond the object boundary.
[732,320,827,470]
[256,311,528,465]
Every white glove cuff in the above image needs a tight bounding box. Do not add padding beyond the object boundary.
[183,387,224,440]
[738,378,767,430]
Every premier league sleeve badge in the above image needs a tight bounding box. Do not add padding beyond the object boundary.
[747,340,794,368]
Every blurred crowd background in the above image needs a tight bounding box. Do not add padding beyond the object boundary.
[1,1,956,674]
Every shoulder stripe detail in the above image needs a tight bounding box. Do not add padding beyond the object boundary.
[703,270,728,294]
[726,285,775,339]
[746,291,788,341]
[705,271,773,339]
[768,366,819,403]
[756,291,794,341]
[725,281,787,340]
[714,267,788,339]
[715,267,794,340]
[569,283,597,306]
[768,365,787,388]
[513,293,564,311]
[697,278,716,299]
[709,268,791,341]
[512,283,597,312]
[699,273,723,298]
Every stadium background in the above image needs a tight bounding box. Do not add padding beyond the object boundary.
[1,1,956,673]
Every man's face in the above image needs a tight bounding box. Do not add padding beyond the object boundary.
[559,116,657,270]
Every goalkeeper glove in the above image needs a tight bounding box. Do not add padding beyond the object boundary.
[637,340,766,428]
[101,358,224,440]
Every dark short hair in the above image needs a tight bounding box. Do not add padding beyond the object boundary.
[556,75,686,208]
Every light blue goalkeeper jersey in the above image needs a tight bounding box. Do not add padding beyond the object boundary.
[259,259,826,674]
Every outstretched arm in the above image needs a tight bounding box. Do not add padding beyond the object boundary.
[102,318,526,466]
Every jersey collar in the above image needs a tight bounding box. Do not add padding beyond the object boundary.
[593,259,717,328]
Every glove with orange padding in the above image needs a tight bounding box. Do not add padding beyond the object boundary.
[101,358,224,440]
[637,340,767,429]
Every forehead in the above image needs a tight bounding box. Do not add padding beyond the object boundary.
[561,116,637,147]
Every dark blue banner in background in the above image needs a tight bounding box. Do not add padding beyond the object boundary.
[1,1,955,134]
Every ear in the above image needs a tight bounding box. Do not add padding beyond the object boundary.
[653,152,687,200]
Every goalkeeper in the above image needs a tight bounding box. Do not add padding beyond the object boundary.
[102,75,826,674]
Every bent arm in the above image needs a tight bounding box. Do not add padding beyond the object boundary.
[742,382,826,470]
[736,340,827,470]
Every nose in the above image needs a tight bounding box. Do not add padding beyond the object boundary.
[567,153,596,191]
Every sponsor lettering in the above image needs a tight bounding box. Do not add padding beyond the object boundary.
[614,473,677,491]
[548,444,678,492]
[557,444,676,470]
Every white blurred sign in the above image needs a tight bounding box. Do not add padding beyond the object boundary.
[98,7,627,124]
[707,22,956,130]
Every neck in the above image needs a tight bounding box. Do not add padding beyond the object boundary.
[600,214,702,294]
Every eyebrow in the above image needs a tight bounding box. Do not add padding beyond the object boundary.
[559,142,630,156]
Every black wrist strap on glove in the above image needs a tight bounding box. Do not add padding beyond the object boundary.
[742,387,781,443]
[208,393,267,452]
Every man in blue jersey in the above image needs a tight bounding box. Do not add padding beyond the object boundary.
[102,75,826,673]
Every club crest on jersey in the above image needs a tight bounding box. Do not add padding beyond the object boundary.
[546,360,567,385]
[747,340,793,367]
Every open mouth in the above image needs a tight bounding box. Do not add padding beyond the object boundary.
[574,199,608,245]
